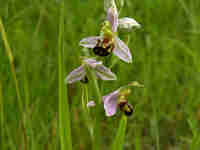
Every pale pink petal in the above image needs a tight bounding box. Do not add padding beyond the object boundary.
[107,7,118,32]
[83,58,116,80]
[79,36,101,48]
[83,58,103,68]
[65,65,86,84]
[118,17,141,30]
[87,101,96,107]
[113,37,132,63]
[103,90,120,116]
[94,65,117,80]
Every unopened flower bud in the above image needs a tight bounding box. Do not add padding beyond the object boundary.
[118,17,141,31]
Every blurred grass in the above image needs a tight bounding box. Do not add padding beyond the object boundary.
[57,1,72,150]
[0,80,5,150]
[0,0,200,149]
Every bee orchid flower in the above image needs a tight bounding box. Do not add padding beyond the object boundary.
[65,58,117,84]
[87,81,143,117]
[80,5,140,63]
[87,89,132,117]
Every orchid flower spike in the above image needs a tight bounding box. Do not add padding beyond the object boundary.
[65,58,117,84]
[80,4,137,63]
[87,81,144,117]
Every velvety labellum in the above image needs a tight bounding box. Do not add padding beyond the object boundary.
[118,100,133,116]
[80,76,89,84]
[93,39,114,56]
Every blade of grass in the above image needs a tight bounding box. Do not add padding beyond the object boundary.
[5,126,17,150]
[0,17,27,149]
[23,71,30,113]
[112,115,127,150]
[177,0,195,27]
[134,124,141,150]
[0,17,23,113]
[0,80,5,150]
[58,1,72,150]
[188,118,200,149]
[151,105,160,150]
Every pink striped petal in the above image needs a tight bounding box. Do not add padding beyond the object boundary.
[83,58,103,68]
[95,65,117,81]
[65,65,86,84]
[79,36,101,48]
[113,37,132,63]
[107,6,118,33]
[103,90,120,116]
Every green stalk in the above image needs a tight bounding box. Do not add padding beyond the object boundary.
[89,70,102,150]
[112,115,127,150]
[134,125,141,150]
[58,1,72,150]
[0,80,5,150]
[90,71,102,104]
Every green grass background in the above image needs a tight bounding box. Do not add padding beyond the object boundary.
[1,0,200,149]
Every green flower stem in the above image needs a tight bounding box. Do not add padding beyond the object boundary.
[89,70,102,150]
[81,84,95,147]
[58,1,72,150]
[90,72,102,105]
[81,85,89,111]
[112,115,127,150]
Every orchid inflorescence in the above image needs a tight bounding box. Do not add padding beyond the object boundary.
[65,0,142,117]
